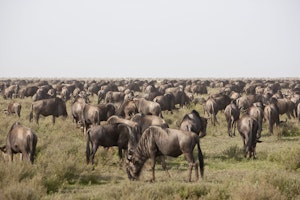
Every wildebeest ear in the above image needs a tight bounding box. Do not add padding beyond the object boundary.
[0,145,7,153]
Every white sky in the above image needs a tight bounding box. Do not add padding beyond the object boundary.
[0,0,299,78]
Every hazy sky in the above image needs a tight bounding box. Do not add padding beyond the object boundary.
[1,0,299,78]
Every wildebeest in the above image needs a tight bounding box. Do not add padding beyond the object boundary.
[117,100,138,119]
[32,87,54,101]
[2,84,19,99]
[81,103,115,133]
[29,97,68,124]
[104,91,125,105]
[126,126,204,182]
[19,85,38,98]
[3,101,22,118]
[179,110,208,138]
[153,93,176,113]
[133,98,162,117]
[224,102,240,137]
[248,102,264,135]
[0,122,37,163]
[71,97,87,125]
[263,99,281,134]
[204,93,231,126]
[86,123,138,166]
[131,113,169,133]
[237,115,262,158]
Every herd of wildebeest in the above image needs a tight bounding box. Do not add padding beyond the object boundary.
[0,78,300,182]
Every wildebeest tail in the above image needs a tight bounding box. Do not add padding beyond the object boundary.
[197,140,204,178]
[247,118,253,157]
[86,129,92,164]
[29,104,33,122]
[29,133,37,164]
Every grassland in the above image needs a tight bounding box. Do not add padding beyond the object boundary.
[0,86,299,200]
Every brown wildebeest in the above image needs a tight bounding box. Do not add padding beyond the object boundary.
[29,97,68,124]
[3,101,22,118]
[179,110,208,138]
[126,126,204,182]
[0,122,37,163]
[237,115,262,159]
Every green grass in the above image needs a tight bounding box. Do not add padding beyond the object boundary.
[0,86,300,200]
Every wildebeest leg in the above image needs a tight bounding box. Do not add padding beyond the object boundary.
[9,153,13,162]
[149,155,156,182]
[91,145,99,166]
[184,152,196,182]
[160,156,170,178]
[118,148,124,167]
[227,119,231,137]
[52,116,56,124]
[233,122,237,136]
[35,114,40,124]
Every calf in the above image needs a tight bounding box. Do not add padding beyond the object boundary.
[0,122,37,163]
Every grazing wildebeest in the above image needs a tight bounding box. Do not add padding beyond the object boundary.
[237,115,262,158]
[29,97,68,124]
[3,101,22,118]
[126,126,204,182]
[179,110,208,138]
[0,122,37,163]
[224,102,240,137]
[86,123,138,166]
[110,114,170,175]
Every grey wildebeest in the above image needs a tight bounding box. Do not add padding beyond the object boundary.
[126,126,204,182]
[237,115,262,158]
[224,101,240,137]
[0,122,37,163]
[179,110,208,138]
[3,101,22,118]
[86,123,138,166]
[29,97,68,124]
